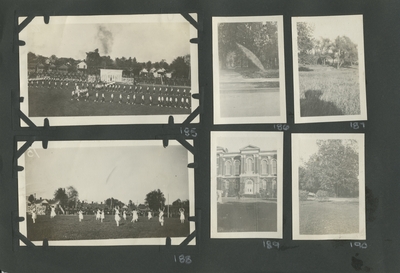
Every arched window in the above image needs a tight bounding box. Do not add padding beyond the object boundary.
[234,160,240,175]
[225,160,232,175]
[266,160,272,175]
[272,159,277,175]
[246,158,253,173]
[261,160,267,175]
[245,180,253,193]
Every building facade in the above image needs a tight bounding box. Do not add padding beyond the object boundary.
[216,145,277,198]
[100,69,123,82]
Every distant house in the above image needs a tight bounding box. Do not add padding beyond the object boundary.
[139,68,148,75]
[77,61,87,70]
[37,63,45,73]
[58,64,68,74]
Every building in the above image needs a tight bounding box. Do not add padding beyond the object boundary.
[77,61,87,70]
[216,145,277,198]
[100,69,123,82]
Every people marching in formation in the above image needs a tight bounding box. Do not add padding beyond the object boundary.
[27,76,192,110]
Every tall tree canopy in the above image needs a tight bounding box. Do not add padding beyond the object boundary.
[299,139,359,197]
[218,22,278,69]
[145,189,166,211]
[331,36,358,68]
[297,22,315,56]
[67,186,79,208]
[54,188,68,207]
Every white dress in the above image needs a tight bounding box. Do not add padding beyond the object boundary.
[115,210,121,222]
[78,211,83,221]
[180,211,185,222]
[147,212,152,220]
[96,210,101,220]
[132,211,138,222]
[50,207,56,218]
[100,211,105,221]
[32,211,37,222]
[123,211,127,221]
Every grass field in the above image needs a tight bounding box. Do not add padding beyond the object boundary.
[299,199,359,235]
[26,214,189,241]
[217,201,277,232]
[299,65,360,116]
[28,85,190,117]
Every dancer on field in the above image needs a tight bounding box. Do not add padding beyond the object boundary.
[78,210,83,222]
[32,208,37,224]
[147,211,152,220]
[159,208,165,226]
[123,210,127,221]
[96,209,101,220]
[131,209,138,223]
[50,205,56,218]
[179,208,185,223]
[100,210,105,223]
[114,207,121,227]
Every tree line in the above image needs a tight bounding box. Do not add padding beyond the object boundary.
[28,187,188,213]
[297,22,358,69]
[28,49,191,79]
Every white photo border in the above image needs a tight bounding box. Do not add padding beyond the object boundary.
[292,15,367,124]
[291,133,366,240]
[210,131,283,239]
[212,16,287,124]
[19,14,199,126]
[18,140,195,246]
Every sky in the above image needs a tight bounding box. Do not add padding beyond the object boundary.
[298,15,364,46]
[24,18,190,63]
[23,143,190,205]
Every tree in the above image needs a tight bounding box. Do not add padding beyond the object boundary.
[331,36,358,69]
[170,56,190,79]
[86,49,101,73]
[299,139,359,197]
[28,194,35,204]
[297,22,314,55]
[145,189,166,211]
[67,186,79,208]
[54,188,68,207]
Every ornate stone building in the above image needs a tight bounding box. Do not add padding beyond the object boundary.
[216,145,277,198]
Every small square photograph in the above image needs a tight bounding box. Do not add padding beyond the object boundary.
[18,140,195,246]
[292,134,366,240]
[210,131,283,238]
[19,14,198,126]
[292,15,367,123]
[212,16,286,124]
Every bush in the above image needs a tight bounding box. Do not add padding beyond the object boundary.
[316,190,330,202]
[299,66,314,72]
[299,190,309,201]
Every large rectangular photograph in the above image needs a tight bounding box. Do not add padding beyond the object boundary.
[18,140,195,246]
[19,14,198,126]
[210,131,283,238]
[292,15,367,123]
[292,134,366,240]
[212,16,286,124]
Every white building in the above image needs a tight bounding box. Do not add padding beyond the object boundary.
[100,69,123,82]
[77,61,87,70]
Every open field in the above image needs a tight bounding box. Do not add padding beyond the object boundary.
[28,84,190,117]
[217,201,277,232]
[299,65,360,116]
[26,214,189,241]
[299,199,359,235]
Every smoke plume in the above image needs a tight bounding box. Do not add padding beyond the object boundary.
[97,25,113,55]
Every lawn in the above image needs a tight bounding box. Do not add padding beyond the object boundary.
[27,84,191,117]
[299,65,360,116]
[299,200,359,235]
[217,201,277,232]
[26,214,189,241]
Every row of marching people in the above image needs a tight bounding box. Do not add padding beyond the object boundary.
[72,87,191,109]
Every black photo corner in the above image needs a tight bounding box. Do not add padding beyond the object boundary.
[0,0,399,272]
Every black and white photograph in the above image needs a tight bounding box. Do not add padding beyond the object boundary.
[19,14,198,126]
[292,134,366,240]
[210,132,283,238]
[18,140,195,246]
[292,15,367,123]
[212,16,286,124]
